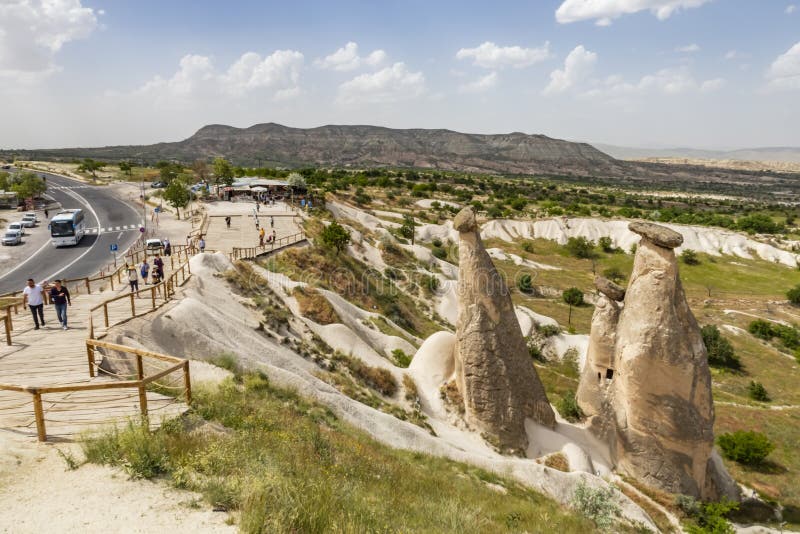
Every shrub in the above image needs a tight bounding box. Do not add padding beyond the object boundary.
[517,273,533,293]
[333,353,399,397]
[685,499,739,534]
[431,237,443,248]
[601,266,625,283]
[598,236,614,253]
[748,319,774,340]
[293,287,340,325]
[521,241,534,253]
[571,482,620,531]
[320,222,351,254]
[717,431,774,465]
[391,348,412,368]
[737,213,781,234]
[528,342,545,362]
[747,381,770,402]
[431,246,447,259]
[422,274,440,295]
[565,237,596,259]
[82,421,169,479]
[681,249,701,265]
[544,452,569,472]
[701,325,741,370]
[787,284,800,305]
[536,323,561,338]
[556,390,584,422]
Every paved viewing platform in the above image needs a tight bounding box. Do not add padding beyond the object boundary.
[203,200,304,253]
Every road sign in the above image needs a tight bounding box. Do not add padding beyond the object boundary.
[110,244,118,252]
[154,206,161,213]
[139,227,145,233]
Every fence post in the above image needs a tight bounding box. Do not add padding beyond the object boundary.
[151,286,156,309]
[103,303,109,328]
[183,360,192,404]
[135,354,144,380]
[138,383,148,418]
[5,307,11,332]
[3,315,10,346]
[86,341,95,377]
[130,292,136,316]
[32,391,46,442]
[85,278,91,294]
[110,274,114,291]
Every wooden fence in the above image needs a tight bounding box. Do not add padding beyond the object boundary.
[231,231,307,261]
[0,339,190,441]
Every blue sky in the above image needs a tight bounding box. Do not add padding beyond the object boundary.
[1,0,798,150]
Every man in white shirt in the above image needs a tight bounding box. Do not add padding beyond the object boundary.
[22,278,46,330]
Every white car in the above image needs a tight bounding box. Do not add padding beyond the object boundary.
[1,230,21,246]
[20,215,36,228]
[7,222,25,235]
[22,212,38,224]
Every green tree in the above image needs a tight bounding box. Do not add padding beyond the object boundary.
[163,178,190,219]
[565,237,596,259]
[213,157,234,186]
[562,287,584,325]
[287,172,307,191]
[680,249,700,265]
[320,221,351,254]
[701,325,741,370]
[119,161,133,176]
[191,159,209,182]
[77,158,104,180]
[0,171,10,191]
[399,214,415,245]
[717,431,774,465]
[11,172,46,199]
[598,236,614,253]
[747,381,770,402]
[787,284,800,305]
[518,273,533,293]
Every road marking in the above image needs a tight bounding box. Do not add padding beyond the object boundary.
[117,232,123,239]
[0,238,53,282]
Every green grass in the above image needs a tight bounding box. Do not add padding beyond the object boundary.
[82,373,600,533]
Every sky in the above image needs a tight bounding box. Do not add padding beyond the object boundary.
[0,0,798,150]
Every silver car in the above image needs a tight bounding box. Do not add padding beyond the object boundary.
[20,216,36,228]
[7,222,25,235]
[2,230,21,246]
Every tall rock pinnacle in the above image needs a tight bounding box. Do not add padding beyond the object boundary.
[452,207,555,453]
[578,221,735,499]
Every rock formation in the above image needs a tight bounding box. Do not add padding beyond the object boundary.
[578,221,735,499]
[452,207,555,453]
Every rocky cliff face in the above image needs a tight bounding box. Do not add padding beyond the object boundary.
[452,207,555,453]
[578,222,736,499]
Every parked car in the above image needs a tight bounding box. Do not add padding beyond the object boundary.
[150,181,166,189]
[7,222,25,235]
[22,212,39,223]
[2,230,22,246]
[145,238,164,253]
[20,214,37,227]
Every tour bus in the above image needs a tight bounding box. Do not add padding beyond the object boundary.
[49,209,86,247]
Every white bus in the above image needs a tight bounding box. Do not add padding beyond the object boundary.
[50,209,86,247]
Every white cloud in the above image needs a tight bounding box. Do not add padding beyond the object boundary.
[314,42,387,71]
[765,42,800,91]
[586,67,725,97]
[556,0,711,25]
[676,43,700,53]
[543,45,597,95]
[456,41,551,69]
[136,50,304,102]
[0,0,98,78]
[787,4,797,14]
[459,72,498,93]
[338,62,425,104]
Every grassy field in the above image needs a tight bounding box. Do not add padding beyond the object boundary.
[82,372,604,533]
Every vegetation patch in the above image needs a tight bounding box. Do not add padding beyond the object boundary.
[331,352,398,397]
[292,287,340,325]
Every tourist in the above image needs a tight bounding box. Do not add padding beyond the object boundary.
[272,229,276,243]
[140,258,150,284]
[164,239,171,257]
[44,208,49,218]
[128,264,139,292]
[225,216,231,228]
[199,237,206,253]
[49,279,71,330]
[270,216,274,228]
[22,278,45,330]
[153,254,165,282]
[259,227,265,246]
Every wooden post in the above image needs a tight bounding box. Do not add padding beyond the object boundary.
[87,342,95,377]
[85,278,91,294]
[110,274,114,291]
[151,287,156,309]
[137,383,148,418]
[130,292,136,316]
[183,360,192,404]
[103,303,109,327]
[5,307,11,332]
[4,315,10,346]
[32,391,46,442]
[135,354,144,380]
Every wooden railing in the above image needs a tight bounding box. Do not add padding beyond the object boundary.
[231,231,306,261]
[0,339,191,441]
[89,260,192,332]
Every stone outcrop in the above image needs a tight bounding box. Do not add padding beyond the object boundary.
[452,207,555,453]
[578,222,736,500]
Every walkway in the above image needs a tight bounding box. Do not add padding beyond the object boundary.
[0,260,188,440]
[203,200,304,254]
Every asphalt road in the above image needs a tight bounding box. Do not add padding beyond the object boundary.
[0,172,144,293]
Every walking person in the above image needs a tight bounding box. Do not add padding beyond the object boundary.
[259,227,265,247]
[128,264,139,292]
[22,278,46,329]
[44,208,49,219]
[153,254,164,282]
[140,258,150,284]
[164,239,171,257]
[271,229,276,244]
[225,216,231,228]
[270,216,274,228]
[49,280,71,330]
[199,237,206,253]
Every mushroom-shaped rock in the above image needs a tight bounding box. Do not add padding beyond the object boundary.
[452,207,555,453]
[594,276,625,301]
[628,221,683,249]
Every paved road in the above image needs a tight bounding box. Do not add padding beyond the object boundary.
[0,172,144,293]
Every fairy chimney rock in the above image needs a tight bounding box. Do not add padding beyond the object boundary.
[452,207,555,453]
[594,276,625,301]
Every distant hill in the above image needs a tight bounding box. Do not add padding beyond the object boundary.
[2,123,624,176]
[594,143,800,163]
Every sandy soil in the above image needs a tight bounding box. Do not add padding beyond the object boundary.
[0,434,234,534]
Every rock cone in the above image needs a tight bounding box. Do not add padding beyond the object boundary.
[578,222,735,499]
[452,207,555,453]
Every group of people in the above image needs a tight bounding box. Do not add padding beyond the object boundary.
[22,278,71,330]
[126,254,166,292]
[258,226,277,246]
